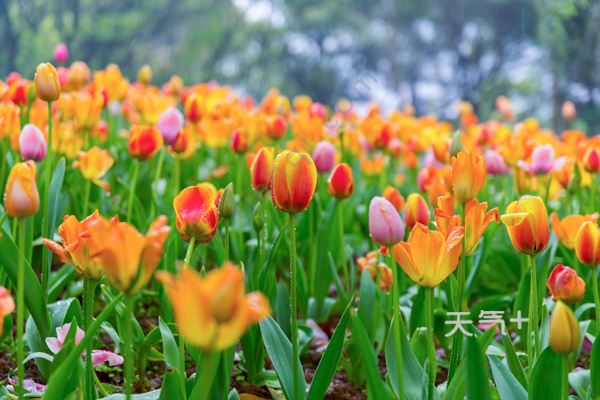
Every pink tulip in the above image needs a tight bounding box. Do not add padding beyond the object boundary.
[53,43,69,64]
[484,149,510,175]
[369,196,405,247]
[19,124,47,162]
[57,67,70,89]
[312,141,337,173]
[156,106,185,145]
[7,378,46,394]
[309,102,327,119]
[46,323,124,366]
[518,144,566,175]
[423,148,445,169]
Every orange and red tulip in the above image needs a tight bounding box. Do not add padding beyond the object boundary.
[230,128,249,154]
[451,150,486,204]
[547,264,585,304]
[42,211,105,280]
[34,63,61,102]
[174,186,220,244]
[0,286,15,335]
[383,186,405,213]
[501,196,549,255]
[156,263,270,351]
[128,125,164,161]
[575,221,600,267]
[271,150,317,214]
[583,147,600,173]
[73,147,114,192]
[551,213,599,251]
[4,161,40,218]
[250,147,275,193]
[404,193,430,229]
[328,163,354,200]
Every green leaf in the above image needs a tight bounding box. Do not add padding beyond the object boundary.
[357,268,375,330]
[488,355,527,400]
[0,314,12,344]
[467,331,492,400]
[328,252,349,306]
[528,346,563,400]
[449,273,459,313]
[276,282,292,339]
[103,390,162,399]
[409,327,428,368]
[351,315,392,400]
[259,224,288,305]
[48,265,77,304]
[590,333,600,397]
[501,334,528,390]
[306,296,352,400]
[45,158,66,282]
[159,317,180,370]
[445,358,468,400]
[259,316,306,400]
[409,286,426,337]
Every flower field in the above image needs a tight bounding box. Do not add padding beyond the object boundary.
[0,52,599,400]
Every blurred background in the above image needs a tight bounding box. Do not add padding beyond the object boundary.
[1,0,599,132]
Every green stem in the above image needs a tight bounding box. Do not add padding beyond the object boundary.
[562,355,569,400]
[0,212,8,228]
[590,174,597,214]
[0,138,8,195]
[16,218,25,400]
[185,236,196,266]
[530,255,540,360]
[41,101,54,303]
[224,219,230,261]
[425,287,436,400]
[173,156,181,199]
[388,249,405,400]
[83,276,94,400]
[592,269,600,325]
[236,154,243,205]
[449,203,467,383]
[308,202,315,296]
[194,351,219,400]
[126,159,140,224]
[124,294,134,400]
[82,178,92,220]
[289,213,300,400]
[93,371,109,397]
[152,148,165,216]
[339,200,349,292]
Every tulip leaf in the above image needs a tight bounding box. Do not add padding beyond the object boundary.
[158,317,180,370]
[445,358,468,399]
[259,223,288,304]
[501,334,528,391]
[357,268,375,330]
[350,314,393,400]
[409,327,428,368]
[409,286,426,336]
[328,252,349,306]
[591,334,600,397]
[306,295,353,400]
[48,264,78,304]
[488,354,528,400]
[276,282,292,340]
[103,391,162,399]
[0,314,12,344]
[467,330,492,400]
[259,316,306,400]
[528,346,563,400]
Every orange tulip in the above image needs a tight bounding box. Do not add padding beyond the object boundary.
[575,221,600,267]
[547,264,585,304]
[451,150,486,204]
[328,163,354,200]
[463,198,499,255]
[549,300,580,355]
[0,286,15,335]
[4,161,40,218]
[34,63,61,102]
[128,125,163,161]
[69,61,91,91]
[73,147,114,192]
[501,196,549,255]
[404,193,430,229]
[73,90,104,131]
[250,147,275,193]
[271,150,317,214]
[86,215,170,293]
[434,192,461,238]
[357,251,393,292]
[156,263,270,351]
[138,65,153,85]
[383,186,405,213]
[389,223,464,288]
[583,147,600,173]
[551,213,599,251]
[174,186,219,244]
[42,211,105,279]
[230,128,249,154]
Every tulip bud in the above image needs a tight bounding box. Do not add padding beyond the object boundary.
[432,137,449,163]
[69,61,91,91]
[253,202,264,232]
[34,63,61,102]
[250,147,275,193]
[451,151,486,204]
[484,149,509,175]
[230,128,249,154]
[312,141,337,173]
[266,115,287,141]
[271,151,317,213]
[19,124,47,162]
[549,300,580,355]
[368,196,405,247]
[449,131,463,158]
[404,193,430,229]
[138,64,153,84]
[567,162,582,194]
[156,107,184,145]
[27,84,38,104]
[562,101,576,121]
[53,43,69,64]
[4,161,40,218]
[575,221,600,267]
[547,264,585,304]
[128,125,164,161]
[327,163,354,200]
[219,183,235,220]
[583,147,600,173]
[383,185,405,213]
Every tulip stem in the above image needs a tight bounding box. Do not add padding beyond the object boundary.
[126,159,140,224]
[224,219,230,261]
[339,200,349,292]
[388,249,405,400]
[0,138,8,195]
[592,269,600,326]
[180,234,194,394]
[82,178,92,220]
[562,355,569,400]
[16,218,25,400]
[449,203,467,383]
[530,255,540,360]
[41,101,54,302]
[425,287,436,400]
[152,148,165,216]
[590,174,597,214]
[195,351,219,400]
[288,213,301,400]
[173,156,181,200]
[83,276,96,400]
[124,294,134,400]
[185,236,196,266]
[93,371,109,397]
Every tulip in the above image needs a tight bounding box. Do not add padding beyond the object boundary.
[46,323,123,366]
[501,196,550,256]
[448,131,463,158]
[550,300,580,355]
[128,125,164,161]
[69,61,91,91]
[451,150,486,204]
[484,149,510,175]
[583,147,600,173]
[184,92,203,122]
[138,64,153,84]
[157,263,270,352]
[517,144,566,175]
[251,147,275,193]
[156,107,184,145]
[266,115,288,141]
[432,137,449,163]
[73,147,114,193]
[4,161,40,218]
[328,163,354,200]
[0,286,15,336]
[383,186,405,213]
[312,141,337,173]
[6,378,46,394]
[463,198,499,255]
[574,221,600,339]
[174,186,220,245]
[230,128,249,154]
[562,101,576,121]
[53,43,69,64]
[271,150,317,214]
[369,196,405,247]
[19,124,47,162]
[357,252,393,292]
[404,193,430,230]
[551,213,599,251]
[434,192,461,238]
[34,63,61,102]
[547,265,585,304]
